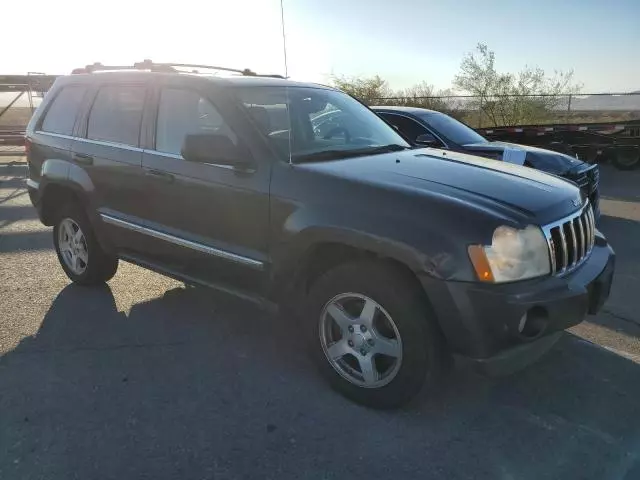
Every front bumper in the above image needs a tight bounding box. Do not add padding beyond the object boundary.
[420,233,615,375]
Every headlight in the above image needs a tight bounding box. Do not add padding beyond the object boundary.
[468,225,550,283]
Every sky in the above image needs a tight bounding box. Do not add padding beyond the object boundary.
[2,0,640,93]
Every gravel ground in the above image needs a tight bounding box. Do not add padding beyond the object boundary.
[1,157,639,480]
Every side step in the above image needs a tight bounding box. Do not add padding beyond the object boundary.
[119,252,278,313]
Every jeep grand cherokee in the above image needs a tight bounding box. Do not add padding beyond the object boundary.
[25,61,615,408]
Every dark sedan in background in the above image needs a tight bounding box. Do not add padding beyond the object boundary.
[367,107,601,217]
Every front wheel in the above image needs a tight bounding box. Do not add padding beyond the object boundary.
[307,261,446,409]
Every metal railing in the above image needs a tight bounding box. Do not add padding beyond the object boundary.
[370,92,640,128]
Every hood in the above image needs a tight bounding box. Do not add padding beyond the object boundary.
[463,141,584,175]
[300,148,583,225]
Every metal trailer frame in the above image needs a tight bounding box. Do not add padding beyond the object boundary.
[477,120,640,169]
[0,73,58,150]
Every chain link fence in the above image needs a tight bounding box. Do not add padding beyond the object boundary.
[369,92,640,128]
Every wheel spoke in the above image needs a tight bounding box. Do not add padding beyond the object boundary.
[64,222,75,241]
[326,303,353,331]
[73,228,84,243]
[359,299,377,326]
[372,335,400,358]
[326,340,351,361]
[358,355,378,385]
[73,253,83,273]
[77,248,89,264]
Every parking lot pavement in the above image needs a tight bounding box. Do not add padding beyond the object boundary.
[1,162,639,480]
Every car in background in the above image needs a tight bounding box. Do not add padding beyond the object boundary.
[366,107,601,218]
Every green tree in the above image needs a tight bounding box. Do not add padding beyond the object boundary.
[453,43,582,126]
[330,75,392,105]
[330,76,461,116]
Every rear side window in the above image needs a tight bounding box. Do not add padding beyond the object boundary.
[41,86,87,135]
[87,86,145,146]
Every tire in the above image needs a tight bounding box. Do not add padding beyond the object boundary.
[307,260,445,409]
[53,202,118,285]
[612,149,640,170]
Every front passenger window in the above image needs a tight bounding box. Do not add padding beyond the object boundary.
[381,114,431,145]
[156,89,237,156]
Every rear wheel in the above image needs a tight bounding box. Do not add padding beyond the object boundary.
[53,203,118,285]
[612,148,640,170]
[307,261,445,409]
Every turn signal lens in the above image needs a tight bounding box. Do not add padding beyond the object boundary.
[468,245,495,282]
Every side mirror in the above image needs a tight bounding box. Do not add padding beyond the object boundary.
[415,133,438,146]
[181,133,250,169]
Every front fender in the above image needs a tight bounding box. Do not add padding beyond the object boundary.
[269,204,472,296]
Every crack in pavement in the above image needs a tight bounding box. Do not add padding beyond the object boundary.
[0,339,195,357]
[602,308,640,328]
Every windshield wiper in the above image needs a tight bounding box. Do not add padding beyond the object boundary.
[292,144,409,163]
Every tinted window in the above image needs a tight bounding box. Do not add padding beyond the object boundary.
[420,112,487,145]
[380,113,429,143]
[155,88,237,156]
[41,86,87,135]
[87,86,145,146]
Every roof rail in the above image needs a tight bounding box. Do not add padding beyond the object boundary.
[71,60,285,79]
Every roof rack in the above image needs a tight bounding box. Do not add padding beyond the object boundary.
[71,60,285,79]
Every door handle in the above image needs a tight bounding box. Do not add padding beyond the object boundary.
[73,153,93,165]
[144,169,175,182]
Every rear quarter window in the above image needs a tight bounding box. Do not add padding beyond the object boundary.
[40,86,87,135]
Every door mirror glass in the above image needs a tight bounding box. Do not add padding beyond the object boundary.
[415,133,438,146]
[181,133,245,167]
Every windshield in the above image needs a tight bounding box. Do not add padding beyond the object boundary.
[420,111,487,145]
[234,86,410,162]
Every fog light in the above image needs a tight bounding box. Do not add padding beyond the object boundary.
[517,307,548,339]
[518,313,527,334]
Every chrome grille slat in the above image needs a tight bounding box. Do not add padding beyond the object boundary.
[585,208,592,252]
[546,235,557,275]
[568,221,578,267]
[578,215,586,258]
[542,202,595,277]
[558,225,568,272]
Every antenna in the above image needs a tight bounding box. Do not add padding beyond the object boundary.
[280,0,293,164]
[280,0,289,78]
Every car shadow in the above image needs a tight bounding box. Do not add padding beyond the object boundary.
[1,282,639,479]
[595,214,640,331]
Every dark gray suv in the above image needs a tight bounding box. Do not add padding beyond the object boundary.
[26,61,615,408]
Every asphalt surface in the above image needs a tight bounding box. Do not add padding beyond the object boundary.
[1,157,639,480]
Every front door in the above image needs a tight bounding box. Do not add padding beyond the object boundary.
[139,83,271,296]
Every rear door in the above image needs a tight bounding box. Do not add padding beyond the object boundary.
[71,81,149,252]
[138,81,271,295]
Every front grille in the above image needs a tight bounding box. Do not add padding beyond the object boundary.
[542,203,595,275]
[588,165,600,189]
[575,171,589,188]
[574,164,599,192]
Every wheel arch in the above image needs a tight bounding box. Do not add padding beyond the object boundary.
[270,226,446,313]
[38,160,114,253]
